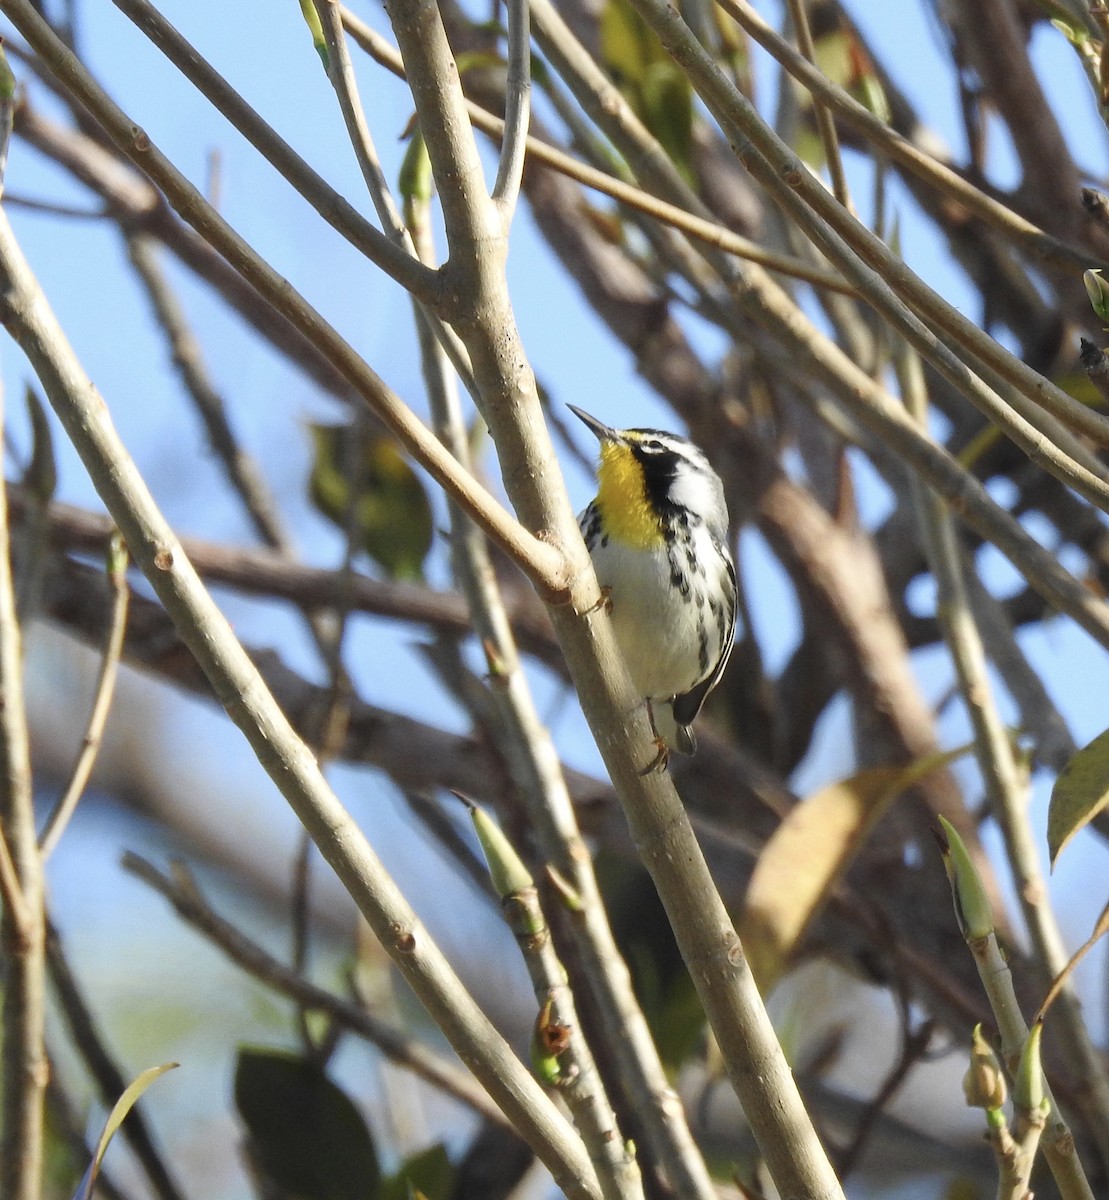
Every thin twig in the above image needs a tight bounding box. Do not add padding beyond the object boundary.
[38,534,129,860]
[783,0,849,208]
[121,852,509,1128]
[492,0,531,220]
[0,191,107,219]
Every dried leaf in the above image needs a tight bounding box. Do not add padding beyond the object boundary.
[1048,726,1109,866]
[741,749,962,992]
[71,1063,178,1200]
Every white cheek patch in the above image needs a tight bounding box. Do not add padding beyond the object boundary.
[668,463,720,521]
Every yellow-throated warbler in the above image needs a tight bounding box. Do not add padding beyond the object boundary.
[571,406,737,766]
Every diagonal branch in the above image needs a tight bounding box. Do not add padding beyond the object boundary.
[0,203,602,1200]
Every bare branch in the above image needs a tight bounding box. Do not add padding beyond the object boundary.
[0,202,602,1200]
[38,536,128,860]
[0,365,46,1200]
[492,0,531,221]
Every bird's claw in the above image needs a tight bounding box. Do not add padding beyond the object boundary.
[638,736,671,775]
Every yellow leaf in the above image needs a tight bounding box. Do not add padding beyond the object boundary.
[740,749,965,993]
[1048,726,1109,867]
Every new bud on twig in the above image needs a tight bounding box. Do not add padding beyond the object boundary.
[1085,269,1109,323]
[530,996,571,1086]
[1014,1022,1049,1118]
[937,816,995,940]
[464,796,534,900]
[963,1024,1007,1112]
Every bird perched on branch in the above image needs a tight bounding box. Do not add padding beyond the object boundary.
[571,405,737,770]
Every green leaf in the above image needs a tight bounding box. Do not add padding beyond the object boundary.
[72,1062,178,1200]
[468,800,534,900]
[379,1143,454,1200]
[454,50,508,78]
[600,0,695,180]
[308,423,434,581]
[1014,1023,1046,1114]
[235,1048,379,1200]
[399,131,433,208]
[640,63,694,181]
[600,0,654,87]
[0,41,16,102]
[1048,725,1109,866]
[810,28,890,122]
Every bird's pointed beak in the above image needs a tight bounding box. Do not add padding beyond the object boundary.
[567,405,617,442]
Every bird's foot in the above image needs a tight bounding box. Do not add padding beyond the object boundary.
[638,735,671,775]
[638,701,671,774]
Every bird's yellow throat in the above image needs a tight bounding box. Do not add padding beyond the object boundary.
[595,441,664,550]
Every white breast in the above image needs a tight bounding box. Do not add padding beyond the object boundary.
[589,524,723,700]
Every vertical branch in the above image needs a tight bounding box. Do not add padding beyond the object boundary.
[407,133,713,1200]
[491,0,531,221]
[0,382,46,1200]
[387,6,847,1200]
